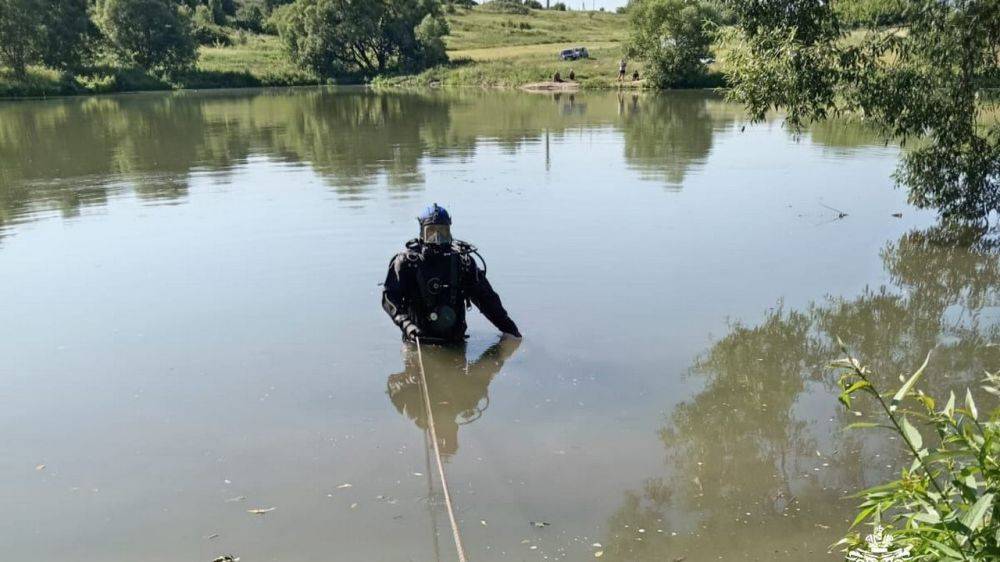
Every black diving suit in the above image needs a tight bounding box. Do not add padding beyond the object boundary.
[382,239,520,344]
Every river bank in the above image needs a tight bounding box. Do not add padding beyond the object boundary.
[0,9,726,99]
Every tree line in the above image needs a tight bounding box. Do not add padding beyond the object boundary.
[0,0,451,80]
[624,0,998,223]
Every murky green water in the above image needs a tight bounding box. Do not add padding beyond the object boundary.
[1,88,997,562]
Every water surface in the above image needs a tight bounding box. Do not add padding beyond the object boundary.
[2,88,997,562]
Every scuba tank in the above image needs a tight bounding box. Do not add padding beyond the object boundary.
[402,239,485,340]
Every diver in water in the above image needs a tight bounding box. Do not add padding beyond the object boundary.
[381,204,521,344]
[387,338,520,457]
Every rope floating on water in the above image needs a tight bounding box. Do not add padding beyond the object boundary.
[415,337,470,562]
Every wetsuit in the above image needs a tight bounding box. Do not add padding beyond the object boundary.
[382,239,520,343]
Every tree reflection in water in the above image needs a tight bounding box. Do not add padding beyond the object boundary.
[0,89,750,241]
[599,224,1000,561]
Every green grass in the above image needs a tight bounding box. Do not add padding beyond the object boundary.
[444,7,627,51]
[381,7,638,89]
[379,44,645,89]
[194,34,318,87]
[0,7,639,97]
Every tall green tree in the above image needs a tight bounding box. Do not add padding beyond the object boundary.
[96,0,199,75]
[273,0,447,79]
[0,0,90,77]
[721,0,1000,223]
[624,0,719,88]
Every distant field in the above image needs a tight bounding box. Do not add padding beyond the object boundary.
[383,7,637,89]
[0,6,634,97]
[449,41,621,61]
[445,8,627,51]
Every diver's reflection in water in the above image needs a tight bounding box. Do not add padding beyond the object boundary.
[387,338,521,458]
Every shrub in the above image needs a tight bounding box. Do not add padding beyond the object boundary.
[275,0,445,78]
[525,0,543,9]
[625,0,719,88]
[95,0,199,75]
[481,0,531,15]
[834,351,1000,560]
[551,2,566,11]
[189,5,233,45]
[233,0,266,31]
[0,0,90,77]
[415,13,450,68]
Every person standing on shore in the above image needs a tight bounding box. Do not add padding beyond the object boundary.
[617,58,627,83]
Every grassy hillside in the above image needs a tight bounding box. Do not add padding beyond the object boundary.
[383,6,639,89]
[0,6,635,98]
[445,8,627,50]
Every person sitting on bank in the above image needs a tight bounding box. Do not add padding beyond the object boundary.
[553,71,563,83]
[382,204,521,344]
[568,69,576,81]
[632,69,640,82]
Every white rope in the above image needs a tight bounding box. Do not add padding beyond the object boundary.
[415,337,470,562]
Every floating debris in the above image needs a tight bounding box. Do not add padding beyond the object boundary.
[35,464,46,471]
[529,521,550,528]
[481,520,488,526]
[247,507,275,515]
[594,551,604,558]
[336,483,353,489]
[350,502,359,509]
[412,472,423,477]
[205,534,220,540]
[225,496,246,503]
[212,556,239,562]
[591,543,602,548]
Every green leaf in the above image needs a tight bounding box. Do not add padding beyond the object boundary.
[850,504,879,529]
[924,538,964,559]
[960,493,994,532]
[891,352,931,412]
[844,380,871,395]
[901,416,923,451]
[965,388,978,421]
[844,422,889,431]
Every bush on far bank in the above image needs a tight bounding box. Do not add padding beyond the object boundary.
[96,0,199,76]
